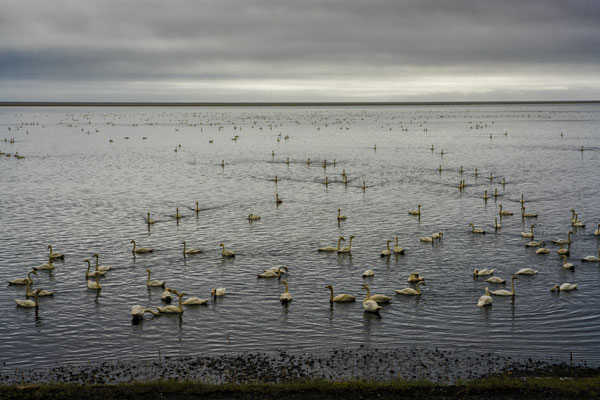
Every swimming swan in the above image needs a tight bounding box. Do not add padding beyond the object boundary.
[581,249,600,262]
[130,240,153,254]
[493,218,502,230]
[381,240,392,257]
[408,205,422,216]
[15,289,41,308]
[131,305,160,320]
[211,287,226,298]
[183,295,210,305]
[551,283,578,292]
[362,269,375,278]
[338,235,355,253]
[183,241,202,255]
[477,287,492,307]
[279,280,293,303]
[8,270,36,285]
[157,290,184,313]
[318,236,344,252]
[161,288,173,302]
[219,243,235,257]
[473,269,494,277]
[48,244,64,260]
[146,213,156,225]
[525,240,544,248]
[395,281,426,295]
[257,266,288,278]
[408,273,424,283]
[490,276,518,296]
[552,231,573,245]
[594,224,599,236]
[361,286,382,313]
[325,285,356,302]
[515,268,537,275]
[521,207,538,218]
[337,209,347,221]
[392,236,405,254]
[361,284,391,303]
[498,204,513,216]
[248,214,261,221]
[521,225,535,238]
[536,248,550,254]
[469,223,486,234]
[87,272,101,290]
[146,269,166,287]
[561,255,575,270]
[486,276,506,284]
[93,253,112,272]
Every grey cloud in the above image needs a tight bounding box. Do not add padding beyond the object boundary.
[0,0,599,100]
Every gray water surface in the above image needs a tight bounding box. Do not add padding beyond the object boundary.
[1,104,599,368]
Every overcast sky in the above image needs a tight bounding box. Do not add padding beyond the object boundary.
[0,0,599,102]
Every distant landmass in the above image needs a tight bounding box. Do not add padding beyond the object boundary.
[0,101,599,107]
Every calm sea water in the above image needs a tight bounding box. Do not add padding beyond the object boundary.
[1,104,599,368]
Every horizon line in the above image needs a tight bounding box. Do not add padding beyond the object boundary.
[1,100,599,107]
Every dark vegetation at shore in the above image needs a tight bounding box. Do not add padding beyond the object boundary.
[2,369,600,400]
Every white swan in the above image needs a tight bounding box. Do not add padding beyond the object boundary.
[146,269,166,287]
[395,281,426,295]
[432,232,443,240]
[521,224,535,238]
[557,243,570,256]
[248,213,261,221]
[87,272,101,290]
[325,285,356,302]
[84,259,105,277]
[515,268,537,275]
[498,204,513,216]
[15,289,41,308]
[361,284,391,303]
[490,276,518,296]
[473,269,494,277]
[551,283,578,292]
[469,223,485,234]
[337,235,354,253]
[362,269,375,278]
[131,305,160,320]
[361,285,382,314]
[536,248,550,254]
[392,236,405,254]
[525,240,544,248]
[8,270,36,285]
[493,218,501,230]
[486,276,506,284]
[380,240,392,257]
[257,266,288,278]
[594,224,600,236]
[318,236,344,252]
[131,239,153,254]
[477,287,492,307]
[219,243,235,258]
[408,273,424,283]
[33,255,54,271]
[337,208,347,221]
[561,255,575,270]
[157,290,184,313]
[183,241,202,255]
[25,275,53,297]
[552,231,573,245]
[48,244,64,260]
[183,295,210,305]
[419,235,434,243]
[161,288,173,302]
[581,249,600,262]
[482,190,489,200]
[146,213,156,225]
[408,205,421,216]
[279,280,293,303]
[275,193,283,204]
[521,207,538,218]
[572,214,585,228]
[93,253,112,272]
[211,287,226,298]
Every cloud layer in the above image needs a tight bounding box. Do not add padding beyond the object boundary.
[1,0,599,101]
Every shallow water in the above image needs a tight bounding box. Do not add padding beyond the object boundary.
[0,104,599,368]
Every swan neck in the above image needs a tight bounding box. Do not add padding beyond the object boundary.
[328,287,334,301]
[337,237,344,249]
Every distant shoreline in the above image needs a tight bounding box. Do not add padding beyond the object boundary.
[0,100,599,107]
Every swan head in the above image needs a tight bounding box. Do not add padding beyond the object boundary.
[278,266,289,272]
[130,240,136,244]
[349,235,355,239]
[93,253,99,258]
[281,280,288,285]
[473,269,479,276]
[146,268,151,273]
[48,244,52,250]
[550,284,560,292]
[219,243,225,248]
[325,285,333,289]
[84,259,90,265]
[361,284,369,290]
